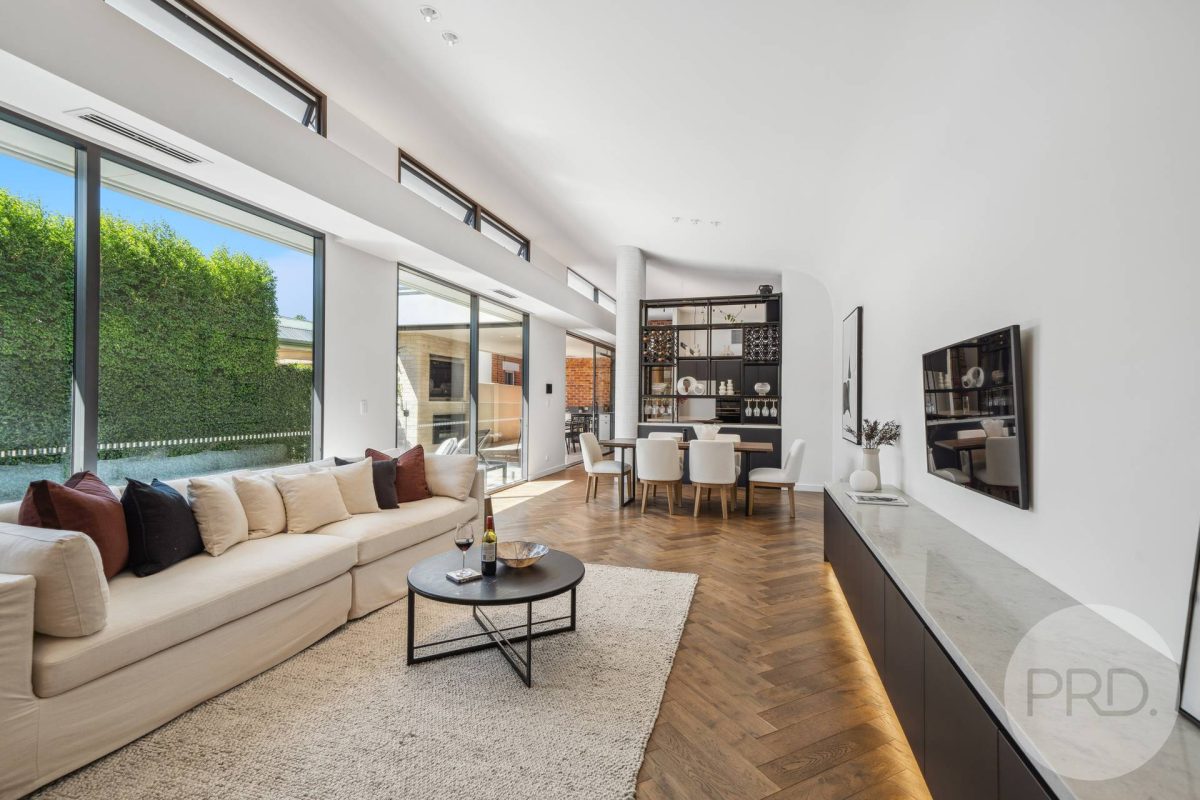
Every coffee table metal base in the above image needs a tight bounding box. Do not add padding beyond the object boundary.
[406,589,577,687]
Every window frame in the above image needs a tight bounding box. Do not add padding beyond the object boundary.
[107,0,325,134]
[0,106,326,475]
[397,150,531,261]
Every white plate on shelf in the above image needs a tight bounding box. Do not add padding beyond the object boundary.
[676,376,696,395]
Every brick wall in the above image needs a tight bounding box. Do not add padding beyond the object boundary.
[490,353,523,385]
[565,356,613,409]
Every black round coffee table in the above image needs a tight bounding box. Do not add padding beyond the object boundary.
[406,548,585,686]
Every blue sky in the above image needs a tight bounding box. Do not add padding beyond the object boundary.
[0,153,313,318]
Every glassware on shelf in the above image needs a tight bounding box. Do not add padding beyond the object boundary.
[770,400,778,418]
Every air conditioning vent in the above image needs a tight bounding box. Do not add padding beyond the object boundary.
[493,288,518,299]
[66,108,208,165]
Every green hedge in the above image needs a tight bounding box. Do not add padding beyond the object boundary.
[0,189,311,463]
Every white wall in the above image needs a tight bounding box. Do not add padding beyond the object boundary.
[322,239,398,457]
[326,99,398,180]
[815,1,1200,658]
[526,317,568,479]
[780,270,834,491]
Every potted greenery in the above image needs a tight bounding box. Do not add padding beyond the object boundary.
[850,419,901,491]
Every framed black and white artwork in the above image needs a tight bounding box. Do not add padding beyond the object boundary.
[841,306,862,444]
[1179,524,1200,725]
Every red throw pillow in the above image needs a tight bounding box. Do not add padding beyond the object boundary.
[19,471,129,578]
[366,446,432,504]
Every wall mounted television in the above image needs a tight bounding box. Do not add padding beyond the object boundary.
[922,325,1029,509]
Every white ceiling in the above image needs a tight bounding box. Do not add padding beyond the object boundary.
[193,0,910,294]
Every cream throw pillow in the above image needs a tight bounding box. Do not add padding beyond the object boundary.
[0,523,108,636]
[424,453,477,501]
[316,458,380,515]
[233,474,287,539]
[275,471,351,533]
[188,476,250,556]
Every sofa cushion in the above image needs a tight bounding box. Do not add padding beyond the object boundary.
[31,533,356,698]
[368,446,432,503]
[121,479,204,577]
[334,457,399,509]
[19,472,128,578]
[275,471,351,533]
[188,476,249,556]
[233,474,287,539]
[318,458,380,515]
[424,454,477,501]
[0,523,108,637]
[313,497,477,565]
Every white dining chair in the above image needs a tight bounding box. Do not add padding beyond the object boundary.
[580,432,631,504]
[747,438,805,518]
[714,432,742,474]
[688,439,738,519]
[648,431,685,475]
[635,438,683,514]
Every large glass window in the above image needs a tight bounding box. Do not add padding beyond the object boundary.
[0,120,77,502]
[597,290,616,314]
[477,300,525,490]
[97,158,316,484]
[106,0,323,132]
[397,272,472,453]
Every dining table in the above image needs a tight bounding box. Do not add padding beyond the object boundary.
[598,437,775,515]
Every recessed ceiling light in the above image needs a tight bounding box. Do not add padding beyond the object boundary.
[418,6,439,22]
[690,218,701,225]
[442,31,460,46]
[711,221,721,227]
[672,216,680,223]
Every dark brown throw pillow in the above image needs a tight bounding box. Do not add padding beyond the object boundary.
[334,456,399,509]
[366,446,432,504]
[19,471,129,578]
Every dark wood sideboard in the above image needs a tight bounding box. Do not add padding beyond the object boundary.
[824,490,1054,800]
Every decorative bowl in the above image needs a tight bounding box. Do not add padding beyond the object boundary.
[651,382,668,395]
[754,382,771,396]
[496,541,549,568]
[692,423,720,440]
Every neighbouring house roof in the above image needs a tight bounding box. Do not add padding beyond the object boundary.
[277,316,313,348]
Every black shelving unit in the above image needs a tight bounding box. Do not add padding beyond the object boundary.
[639,293,782,426]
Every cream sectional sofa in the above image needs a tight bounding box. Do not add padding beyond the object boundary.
[0,454,484,799]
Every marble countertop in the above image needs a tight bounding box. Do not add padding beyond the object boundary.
[826,483,1200,800]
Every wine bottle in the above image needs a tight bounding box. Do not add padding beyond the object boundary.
[481,515,497,576]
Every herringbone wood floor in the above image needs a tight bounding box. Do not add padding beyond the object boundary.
[491,466,931,800]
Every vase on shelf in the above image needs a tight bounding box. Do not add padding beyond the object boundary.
[861,447,881,488]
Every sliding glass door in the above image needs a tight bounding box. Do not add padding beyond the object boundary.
[397,267,528,493]
[396,272,472,453]
[477,300,525,490]
[564,334,614,465]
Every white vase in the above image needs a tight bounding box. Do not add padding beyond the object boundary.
[849,469,878,492]
[861,447,881,487]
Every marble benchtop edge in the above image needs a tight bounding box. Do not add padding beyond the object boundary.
[823,482,1199,800]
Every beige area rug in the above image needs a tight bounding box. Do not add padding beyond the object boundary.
[33,564,697,800]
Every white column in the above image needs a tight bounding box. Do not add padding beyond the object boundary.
[613,246,646,439]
